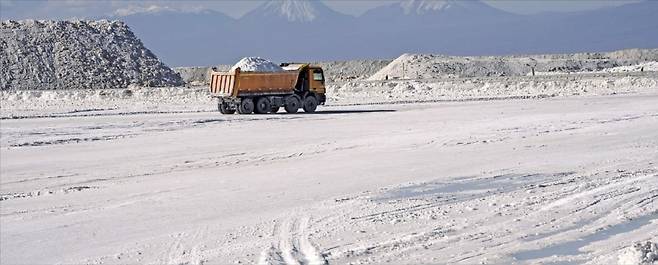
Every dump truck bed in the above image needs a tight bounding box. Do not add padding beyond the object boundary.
[209,69,299,97]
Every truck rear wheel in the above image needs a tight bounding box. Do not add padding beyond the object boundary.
[254,97,272,114]
[237,98,254,114]
[303,96,318,113]
[219,102,235,114]
[284,96,300,114]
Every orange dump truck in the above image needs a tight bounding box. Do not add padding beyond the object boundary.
[209,63,327,114]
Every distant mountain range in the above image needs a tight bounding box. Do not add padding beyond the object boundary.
[108,0,658,67]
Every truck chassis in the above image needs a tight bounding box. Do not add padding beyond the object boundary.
[217,92,325,114]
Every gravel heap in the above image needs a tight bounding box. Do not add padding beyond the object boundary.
[1,20,183,90]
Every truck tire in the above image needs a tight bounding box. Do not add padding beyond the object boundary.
[271,107,281,113]
[237,98,254,114]
[303,96,318,113]
[284,96,300,114]
[219,103,235,114]
[254,97,272,114]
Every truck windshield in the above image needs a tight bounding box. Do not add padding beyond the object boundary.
[312,69,324,81]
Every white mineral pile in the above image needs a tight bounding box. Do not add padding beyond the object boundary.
[369,50,658,80]
[315,59,392,82]
[596,61,658,73]
[169,49,658,86]
[617,241,658,265]
[230,57,283,72]
[0,20,183,90]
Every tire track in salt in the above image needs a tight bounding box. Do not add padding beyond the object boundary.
[259,216,327,265]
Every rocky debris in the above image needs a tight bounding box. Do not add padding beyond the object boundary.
[531,62,658,76]
[1,20,183,90]
[618,241,658,265]
[230,57,283,72]
[369,49,658,80]
[597,62,658,73]
[593,49,658,61]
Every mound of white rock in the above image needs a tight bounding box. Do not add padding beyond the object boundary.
[368,50,658,80]
[0,20,183,90]
[618,241,658,265]
[230,57,283,72]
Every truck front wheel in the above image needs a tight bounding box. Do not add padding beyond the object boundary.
[284,96,300,114]
[237,98,254,114]
[254,97,272,114]
[303,96,318,113]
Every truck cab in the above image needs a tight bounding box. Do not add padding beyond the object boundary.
[283,63,327,107]
[309,66,326,96]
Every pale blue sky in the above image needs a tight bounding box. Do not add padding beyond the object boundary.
[0,0,641,20]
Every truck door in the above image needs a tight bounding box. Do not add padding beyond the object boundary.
[309,68,326,94]
[295,68,309,92]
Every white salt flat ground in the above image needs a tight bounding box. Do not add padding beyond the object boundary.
[1,94,657,264]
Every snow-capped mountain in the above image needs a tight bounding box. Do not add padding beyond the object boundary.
[253,0,318,22]
[112,5,178,17]
[235,0,357,65]
[99,0,657,66]
[401,0,454,14]
[242,0,350,22]
[399,0,498,15]
[361,0,511,21]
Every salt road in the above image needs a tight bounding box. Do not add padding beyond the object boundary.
[1,94,657,264]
